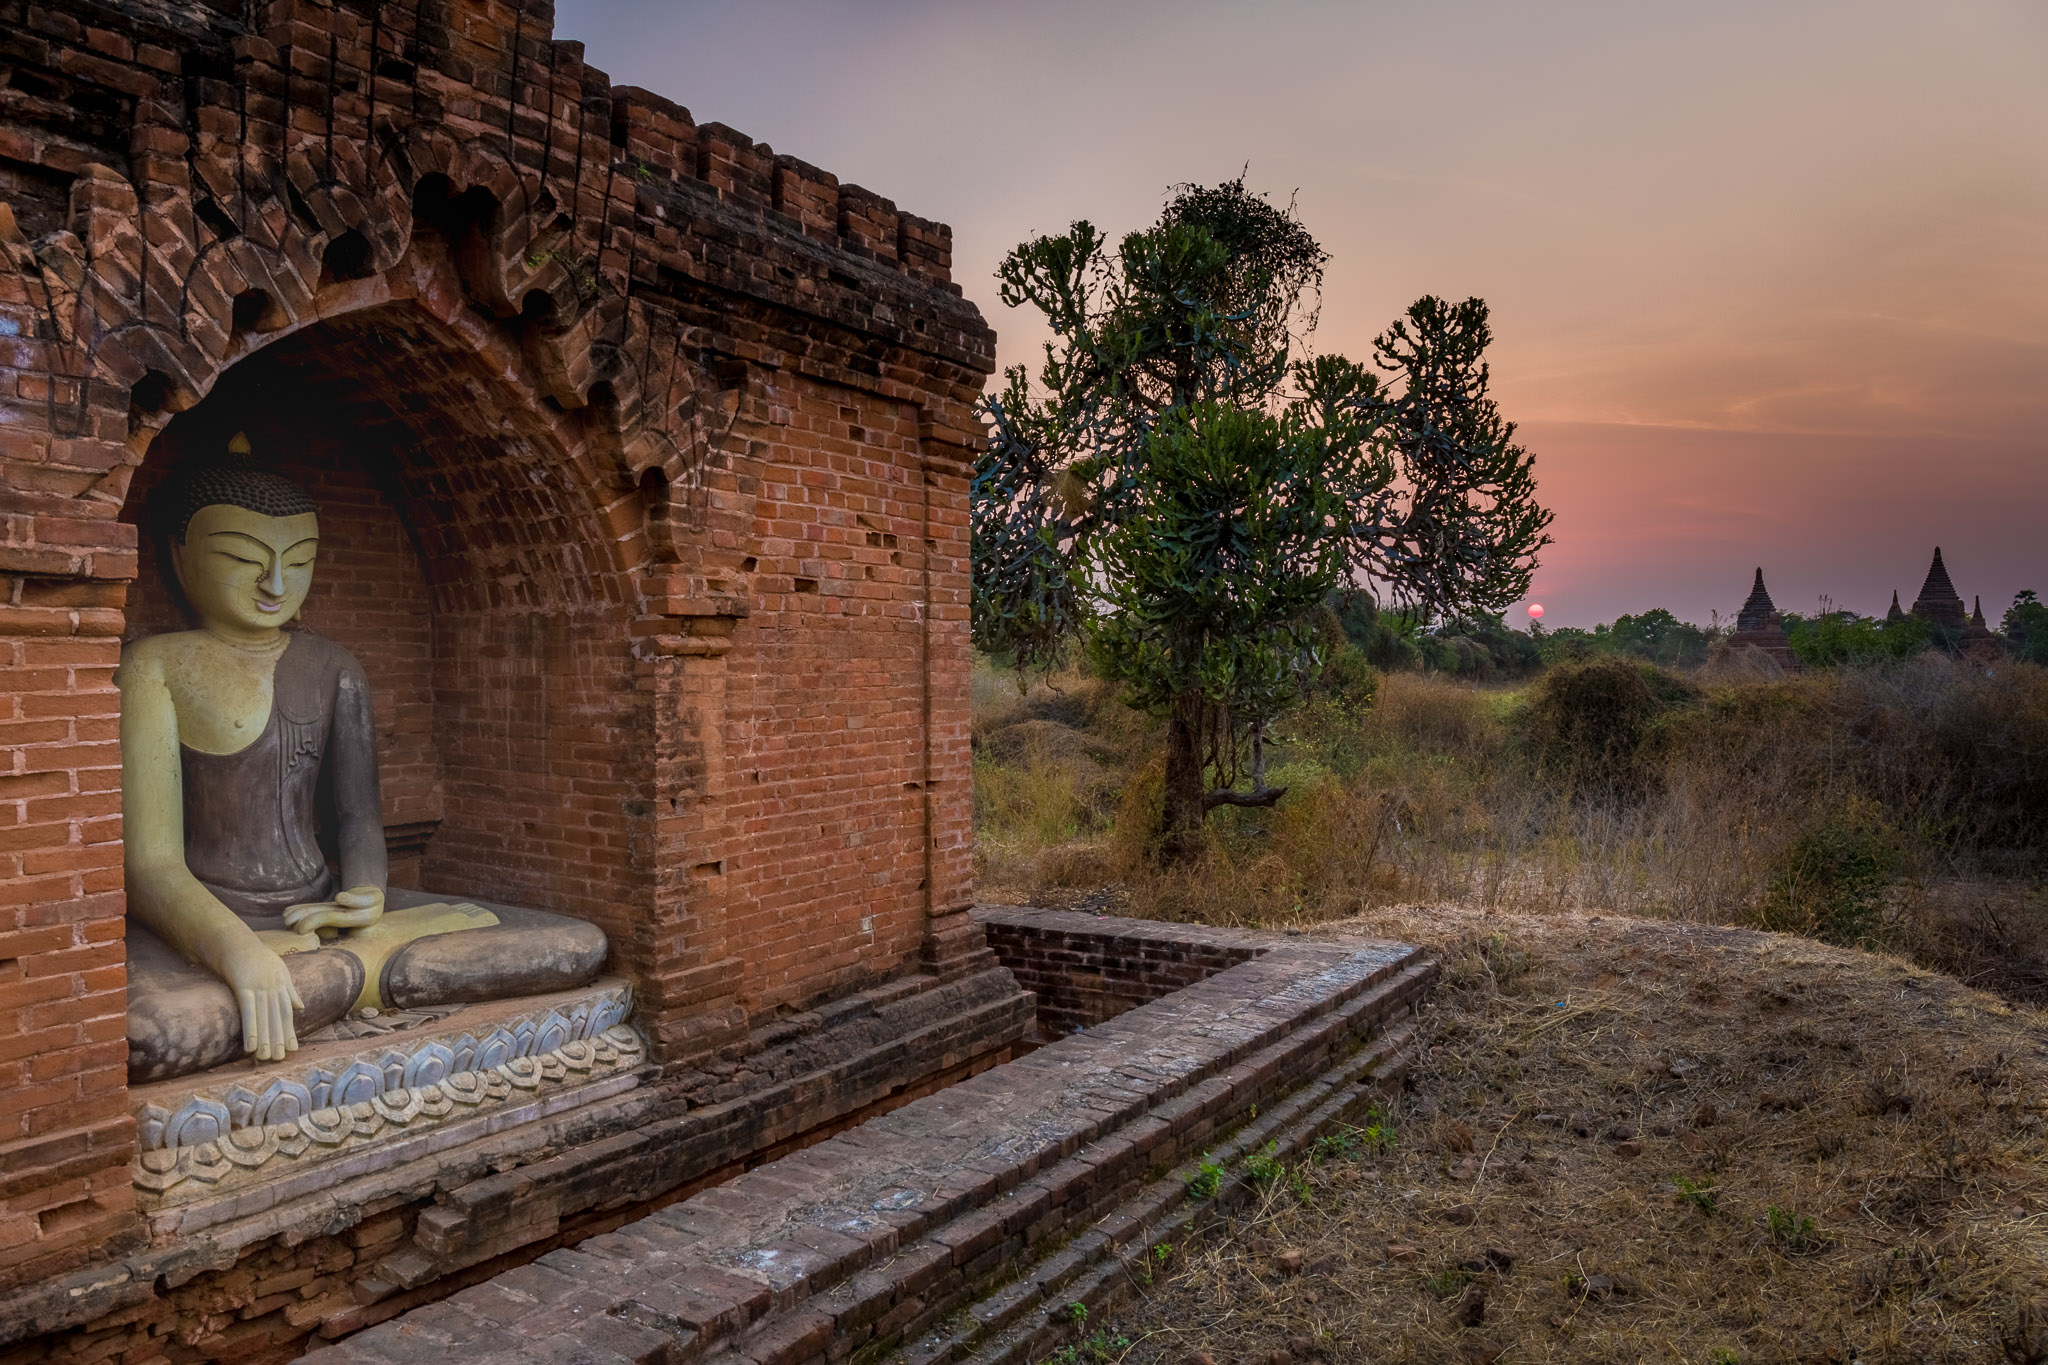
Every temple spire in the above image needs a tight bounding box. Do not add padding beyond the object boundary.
[1725,566,1799,671]
[1910,547,1967,630]
[1736,567,1779,633]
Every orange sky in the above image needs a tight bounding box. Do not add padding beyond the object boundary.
[558,0,2047,628]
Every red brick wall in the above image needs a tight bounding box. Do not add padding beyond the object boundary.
[0,0,997,1301]
[725,383,932,1009]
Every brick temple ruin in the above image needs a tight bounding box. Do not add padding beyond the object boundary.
[1721,548,2010,673]
[0,3,1432,1362]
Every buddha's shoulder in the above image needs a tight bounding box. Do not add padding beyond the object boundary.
[117,630,203,681]
[284,631,369,679]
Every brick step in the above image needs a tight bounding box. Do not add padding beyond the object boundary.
[955,1021,1420,1365]
[303,928,1435,1365]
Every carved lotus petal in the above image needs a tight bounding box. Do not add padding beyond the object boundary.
[403,1040,456,1090]
[300,1107,352,1146]
[474,1029,515,1073]
[331,1060,384,1108]
[185,1144,228,1183]
[568,1001,591,1040]
[223,1083,257,1129]
[372,1088,423,1124]
[413,1085,453,1120]
[534,1011,572,1057]
[306,1067,335,1111]
[138,1103,170,1152]
[450,1034,479,1074]
[166,1097,232,1149]
[274,1129,310,1158]
[440,1072,489,1106]
[556,1040,596,1072]
[378,1050,407,1091]
[511,1020,537,1058]
[252,1077,314,1129]
[589,995,627,1035]
[501,1056,542,1089]
[220,1125,277,1168]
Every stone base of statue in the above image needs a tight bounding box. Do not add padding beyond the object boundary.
[129,971,645,1239]
[127,889,610,1083]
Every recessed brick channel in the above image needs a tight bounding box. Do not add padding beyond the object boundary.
[297,910,1435,1365]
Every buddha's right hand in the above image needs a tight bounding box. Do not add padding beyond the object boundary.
[219,937,306,1061]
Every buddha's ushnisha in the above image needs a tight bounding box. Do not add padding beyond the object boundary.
[119,436,606,1081]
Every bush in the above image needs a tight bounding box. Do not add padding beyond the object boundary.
[1759,796,1902,945]
[1516,657,1700,798]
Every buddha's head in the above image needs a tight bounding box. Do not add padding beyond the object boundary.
[155,436,320,639]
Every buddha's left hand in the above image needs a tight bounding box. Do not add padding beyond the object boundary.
[283,885,386,936]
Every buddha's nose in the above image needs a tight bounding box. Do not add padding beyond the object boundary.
[262,558,286,598]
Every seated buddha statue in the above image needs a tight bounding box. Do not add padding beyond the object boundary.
[120,440,608,1083]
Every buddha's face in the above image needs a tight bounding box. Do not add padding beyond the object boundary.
[171,503,320,639]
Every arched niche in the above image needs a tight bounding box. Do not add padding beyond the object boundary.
[119,301,648,961]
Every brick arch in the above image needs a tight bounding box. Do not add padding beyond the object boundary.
[122,289,657,949]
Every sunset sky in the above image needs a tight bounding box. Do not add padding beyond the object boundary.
[557,1,2047,628]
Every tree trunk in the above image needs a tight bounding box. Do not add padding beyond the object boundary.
[1160,691,1208,864]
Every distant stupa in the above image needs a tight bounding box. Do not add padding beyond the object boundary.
[1885,590,1906,624]
[1909,547,1968,631]
[1724,567,1799,672]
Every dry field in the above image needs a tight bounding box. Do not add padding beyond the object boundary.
[1058,903,2048,1365]
[973,655,2048,1363]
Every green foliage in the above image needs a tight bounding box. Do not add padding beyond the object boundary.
[971,177,1552,840]
[1185,1154,1225,1200]
[2005,590,2048,665]
[1535,609,1715,668]
[1083,400,1344,723]
[1244,1139,1286,1188]
[1608,608,1713,668]
[1425,1266,1476,1299]
[1329,589,1423,670]
[1783,610,1930,667]
[1044,1328,1131,1365]
[1761,796,1901,945]
[1674,1175,1720,1216]
[1422,612,1543,679]
[1517,657,1700,797]
[1766,1204,1826,1253]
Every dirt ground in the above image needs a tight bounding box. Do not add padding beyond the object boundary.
[1047,901,2048,1365]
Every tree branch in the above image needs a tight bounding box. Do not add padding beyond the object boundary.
[1204,785,1288,811]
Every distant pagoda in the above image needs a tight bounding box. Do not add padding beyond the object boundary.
[1724,567,1800,672]
[1909,547,1968,630]
[1961,595,2003,662]
[1885,590,1906,624]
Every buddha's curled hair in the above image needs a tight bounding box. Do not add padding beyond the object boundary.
[153,432,318,542]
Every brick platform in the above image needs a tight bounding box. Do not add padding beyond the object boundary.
[296,911,1436,1365]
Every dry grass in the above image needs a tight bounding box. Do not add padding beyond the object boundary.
[973,657,2048,1001]
[1086,906,2048,1365]
[975,656,2048,1362]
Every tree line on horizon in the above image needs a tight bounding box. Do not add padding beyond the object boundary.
[1325,591,2048,681]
